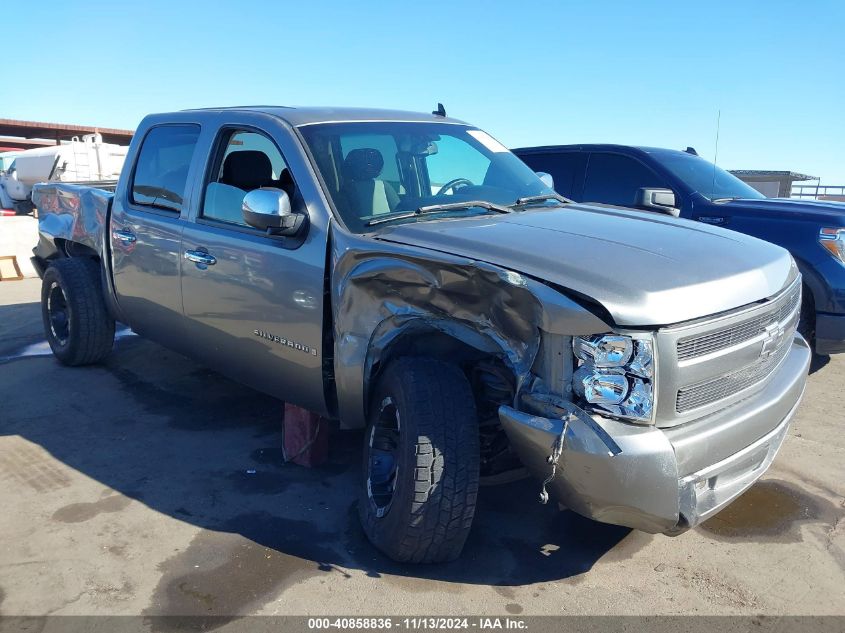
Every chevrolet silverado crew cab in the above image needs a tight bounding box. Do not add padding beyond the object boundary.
[513,144,845,355]
[32,107,810,563]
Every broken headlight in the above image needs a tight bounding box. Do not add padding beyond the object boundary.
[572,334,655,424]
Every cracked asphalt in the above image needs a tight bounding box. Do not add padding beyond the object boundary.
[1,278,843,617]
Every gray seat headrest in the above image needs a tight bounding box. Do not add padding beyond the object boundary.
[343,148,384,182]
[221,151,273,191]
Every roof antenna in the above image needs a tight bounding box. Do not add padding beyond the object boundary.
[432,103,447,117]
[710,109,721,196]
[685,146,698,155]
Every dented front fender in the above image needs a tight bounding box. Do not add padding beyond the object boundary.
[330,228,610,428]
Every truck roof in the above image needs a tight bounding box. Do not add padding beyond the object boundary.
[180,105,469,127]
[512,144,696,157]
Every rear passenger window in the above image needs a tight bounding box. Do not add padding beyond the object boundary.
[583,153,668,207]
[201,130,292,226]
[131,125,200,213]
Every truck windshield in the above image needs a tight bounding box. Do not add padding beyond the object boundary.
[656,151,765,201]
[299,122,553,232]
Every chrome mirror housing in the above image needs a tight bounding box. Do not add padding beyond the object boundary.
[242,187,306,236]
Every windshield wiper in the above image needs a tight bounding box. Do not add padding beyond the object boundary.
[417,200,512,215]
[712,196,741,203]
[365,200,511,226]
[512,193,572,207]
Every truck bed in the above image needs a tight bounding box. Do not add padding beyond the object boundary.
[32,182,115,260]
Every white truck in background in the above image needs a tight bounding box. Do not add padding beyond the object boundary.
[0,133,127,214]
[0,151,19,172]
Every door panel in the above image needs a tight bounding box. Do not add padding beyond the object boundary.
[110,123,202,354]
[180,223,328,414]
[179,122,330,415]
[110,208,188,352]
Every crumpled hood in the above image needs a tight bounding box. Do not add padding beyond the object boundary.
[375,203,795,326]
[721,197,845,224]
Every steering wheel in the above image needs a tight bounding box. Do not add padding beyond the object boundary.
[435,178,473,196]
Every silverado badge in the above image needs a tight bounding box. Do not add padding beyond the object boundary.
[254,329,318,356]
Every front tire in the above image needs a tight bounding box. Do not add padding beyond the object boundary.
[41,258,115,366]
[359,358,480,563]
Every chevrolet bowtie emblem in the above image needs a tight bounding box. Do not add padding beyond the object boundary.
[760,322,785,359]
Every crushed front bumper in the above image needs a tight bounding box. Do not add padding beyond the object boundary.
[498,334,811,534]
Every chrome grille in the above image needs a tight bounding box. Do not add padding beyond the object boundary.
[677,283,801,361]
[676,338,791,412]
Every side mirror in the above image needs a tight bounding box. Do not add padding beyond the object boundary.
[536,172,554,189]
[242,187,306,236]
[636,187,679,217]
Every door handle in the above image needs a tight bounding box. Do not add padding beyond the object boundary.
[184,249,217,267]
[112,229,137,244]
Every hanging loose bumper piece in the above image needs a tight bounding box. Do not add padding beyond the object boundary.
[524,392,623,457]
[539,413,573,504]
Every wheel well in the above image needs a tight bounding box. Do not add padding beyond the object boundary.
[33,241,100,279]
[802,282,815,315]
[373,329,487,369]
[368,326,513,396]
[367,327,522,478]
[54,239,100,261]
[40,244,122,323]
[799,282,816,342]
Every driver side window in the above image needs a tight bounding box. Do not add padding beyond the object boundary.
[583,153,668,207]
[201,130,293,226]
[425,135,490,194]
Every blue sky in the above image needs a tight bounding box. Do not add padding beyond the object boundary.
[4,1,844,183]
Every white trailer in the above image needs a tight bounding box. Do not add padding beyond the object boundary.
[0,133,127,214]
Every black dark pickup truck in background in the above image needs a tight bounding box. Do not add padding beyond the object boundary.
[514,144,845,355]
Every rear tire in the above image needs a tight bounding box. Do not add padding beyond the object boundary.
[41,258,115,366]
[359,357,480,563]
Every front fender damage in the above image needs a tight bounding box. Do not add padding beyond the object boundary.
[328,229,681,526]
[330,229,610,430]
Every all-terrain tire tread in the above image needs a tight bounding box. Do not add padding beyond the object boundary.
[42,258,115,366]
[360,357,479,563]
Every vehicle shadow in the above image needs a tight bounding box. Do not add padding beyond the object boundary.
[0,303,642,590]
[0,299,42,357]
[809,351,830,374]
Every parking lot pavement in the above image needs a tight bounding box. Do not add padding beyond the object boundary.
[0,277,843,617]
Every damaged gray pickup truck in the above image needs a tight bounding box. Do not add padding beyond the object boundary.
[32,106,811,563]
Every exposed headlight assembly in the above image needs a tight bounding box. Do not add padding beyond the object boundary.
[572,334,655,424]
[819,228,845,265]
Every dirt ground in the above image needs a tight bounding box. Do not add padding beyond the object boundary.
[1,278,843,617]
